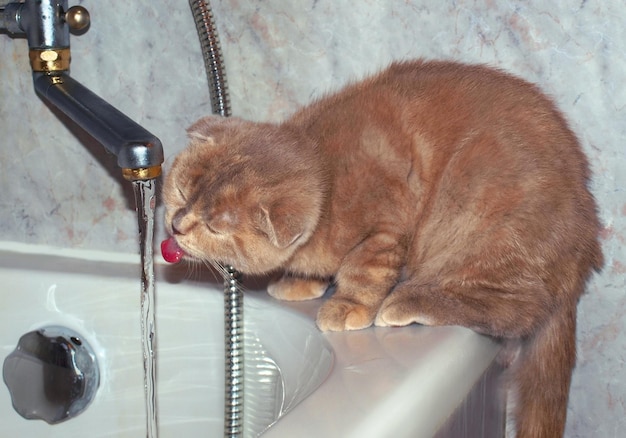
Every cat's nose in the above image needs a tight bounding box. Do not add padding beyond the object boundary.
[171,210,185,235]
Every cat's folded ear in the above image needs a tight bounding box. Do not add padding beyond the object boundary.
[186,116,221,143]
[186,116,243,143]
[257,202,308,249]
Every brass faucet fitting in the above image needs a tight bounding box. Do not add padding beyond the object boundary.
[29,48,71,72]
[122,165,163,181]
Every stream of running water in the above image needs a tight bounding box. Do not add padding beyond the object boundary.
[132,179,159,438]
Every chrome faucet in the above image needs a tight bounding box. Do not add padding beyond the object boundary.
[0,0,163,180]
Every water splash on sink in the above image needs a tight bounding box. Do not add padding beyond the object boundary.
[132,179,158,438]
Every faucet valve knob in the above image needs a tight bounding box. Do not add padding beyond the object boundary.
[64,5,90,34]
[2,326,100,424]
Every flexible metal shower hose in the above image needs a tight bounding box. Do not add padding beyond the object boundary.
[189,2,243,437]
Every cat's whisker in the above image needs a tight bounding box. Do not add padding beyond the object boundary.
[189,259,202,280]
[205,259,251,293]
[201,258,228,282]
[182,258,203,281]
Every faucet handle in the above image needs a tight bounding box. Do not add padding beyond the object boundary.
[2,326,100,424]
[1,1,90,48]
[64,5,90,34]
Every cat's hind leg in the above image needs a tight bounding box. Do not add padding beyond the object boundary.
[267,275,329,301]
[374,276,554,339]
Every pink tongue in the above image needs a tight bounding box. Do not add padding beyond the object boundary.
[160,237,185,264]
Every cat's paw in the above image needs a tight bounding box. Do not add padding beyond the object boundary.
[375,295,436,327]
[316,298,376,331]
[267,277,328,301]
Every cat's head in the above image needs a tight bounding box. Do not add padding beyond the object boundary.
[162,116,326,274]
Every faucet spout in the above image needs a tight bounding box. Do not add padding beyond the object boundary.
[33,72,164,180]
[1,0,163,180]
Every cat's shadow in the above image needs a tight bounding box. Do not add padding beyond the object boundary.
[160,261,274,292]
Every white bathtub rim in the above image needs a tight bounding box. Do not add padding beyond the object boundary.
[1,240,502,438]
[0,240,142,264]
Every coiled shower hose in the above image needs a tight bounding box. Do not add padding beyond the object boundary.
[188,2,243,437]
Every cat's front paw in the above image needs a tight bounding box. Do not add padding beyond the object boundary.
[316,298,377,331]
[267,276,328,301]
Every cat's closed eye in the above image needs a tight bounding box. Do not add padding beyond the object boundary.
[204,222,222,235]
[176,187,187,202]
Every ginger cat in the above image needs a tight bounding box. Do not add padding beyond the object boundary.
[162,60,603,437]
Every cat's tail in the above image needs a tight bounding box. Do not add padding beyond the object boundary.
[510,303,577,438]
